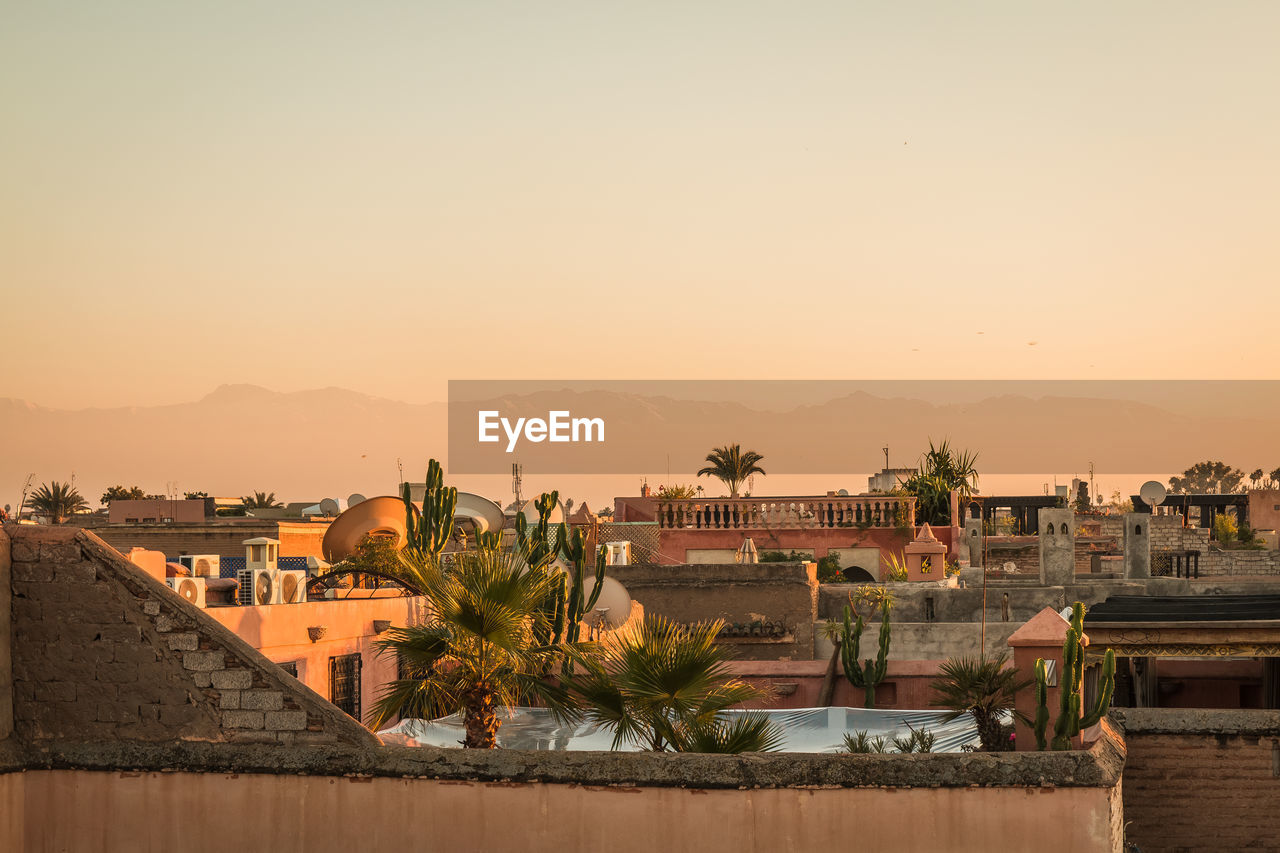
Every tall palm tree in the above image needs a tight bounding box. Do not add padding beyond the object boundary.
[1251,469,1264,490]
[367,547,580,747]
[27,481,89,524]
[697,444,766,498]
[565,616,782,753]
[241,491,283,509]
[930,652,1030,752]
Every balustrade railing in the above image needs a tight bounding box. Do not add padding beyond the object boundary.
[655,495,916,530]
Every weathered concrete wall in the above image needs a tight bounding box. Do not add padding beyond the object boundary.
[4,524,375,747]
[1114,708,1280,852]
[0,731,1126,853]
[814,621,1022,664]
[609,562,819,660]
[1250,489,1280,533]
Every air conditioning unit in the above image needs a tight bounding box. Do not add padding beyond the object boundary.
[238,568,281,606]
[178,554,221,579]
[167,576,208,608]
[278,570,308,604]
[602,541,632,566]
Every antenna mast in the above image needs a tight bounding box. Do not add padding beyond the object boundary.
[512,462,523,505]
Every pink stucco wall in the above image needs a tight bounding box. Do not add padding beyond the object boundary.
[729,659,947,710]
[3,769,1122,852]
[658,526,953,573]
[109,499,207,524]
[207,597,421,725]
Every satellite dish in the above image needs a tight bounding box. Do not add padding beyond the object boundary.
[837,489,849,497]
[454,492,506,534]
[321,495,409,562]
[319,498,341,517]
[1139,481,1167,512]
[579,576,633,629]
[347,493,367,507]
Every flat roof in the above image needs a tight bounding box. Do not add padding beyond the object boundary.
[1085,594,1280,623]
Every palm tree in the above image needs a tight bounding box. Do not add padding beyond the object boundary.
[367,547,580,747]
[27,481,89,523]
[1251,469,1264,490]
[565,615,782,753]
[697,444,766,498]
[241,491,283,509]
[930,652,1030,752]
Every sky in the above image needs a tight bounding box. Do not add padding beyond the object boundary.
[3,1,1279,410]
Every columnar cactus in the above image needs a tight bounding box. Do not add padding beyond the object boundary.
[840,599,891,708]
[554,523,607,643]
[403,458,457,562]
[515,490,560,569]
[1033,659,1051,751]
[1034,602,1116,751]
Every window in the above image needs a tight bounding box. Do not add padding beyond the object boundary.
[250,544,264,563]
[329,653,362,720]
[277,660,299,678]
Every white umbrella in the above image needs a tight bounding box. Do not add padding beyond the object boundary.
[736,537,759,564]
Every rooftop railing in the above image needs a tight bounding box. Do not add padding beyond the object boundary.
[656,495,916,530]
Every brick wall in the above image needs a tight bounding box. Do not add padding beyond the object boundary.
[1115,708,1280,852]
[4,524,375,748]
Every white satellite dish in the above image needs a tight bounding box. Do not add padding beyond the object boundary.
[347,493,367,507]
[454,492,506,534]
[579,576,633,629]
[1138,481,1167,513]
[837,489,849,497]
[319,498,343,517]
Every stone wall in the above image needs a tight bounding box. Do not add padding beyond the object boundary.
[1115,708,1280,852]
[608,562,819,660]
[4,524,375,747]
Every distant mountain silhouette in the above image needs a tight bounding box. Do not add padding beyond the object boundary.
[4,383,1277,508]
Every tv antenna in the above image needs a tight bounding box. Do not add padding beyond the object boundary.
[512,462,523,505]
[16,473,34,519]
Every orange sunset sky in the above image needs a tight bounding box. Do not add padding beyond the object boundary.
[3,1,1278,413]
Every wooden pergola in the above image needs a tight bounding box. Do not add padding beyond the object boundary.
[1084,595,1280,709]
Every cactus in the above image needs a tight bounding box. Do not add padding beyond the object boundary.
[840,599,891,708]
[554,523,608,643]
[515,490,560,569]
[473,530,501,553]
[1033,659,1050,751]
[1033,601,1116,750]
[403,459,457,562]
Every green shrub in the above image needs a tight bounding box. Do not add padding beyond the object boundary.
[1213,513,1238,547]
